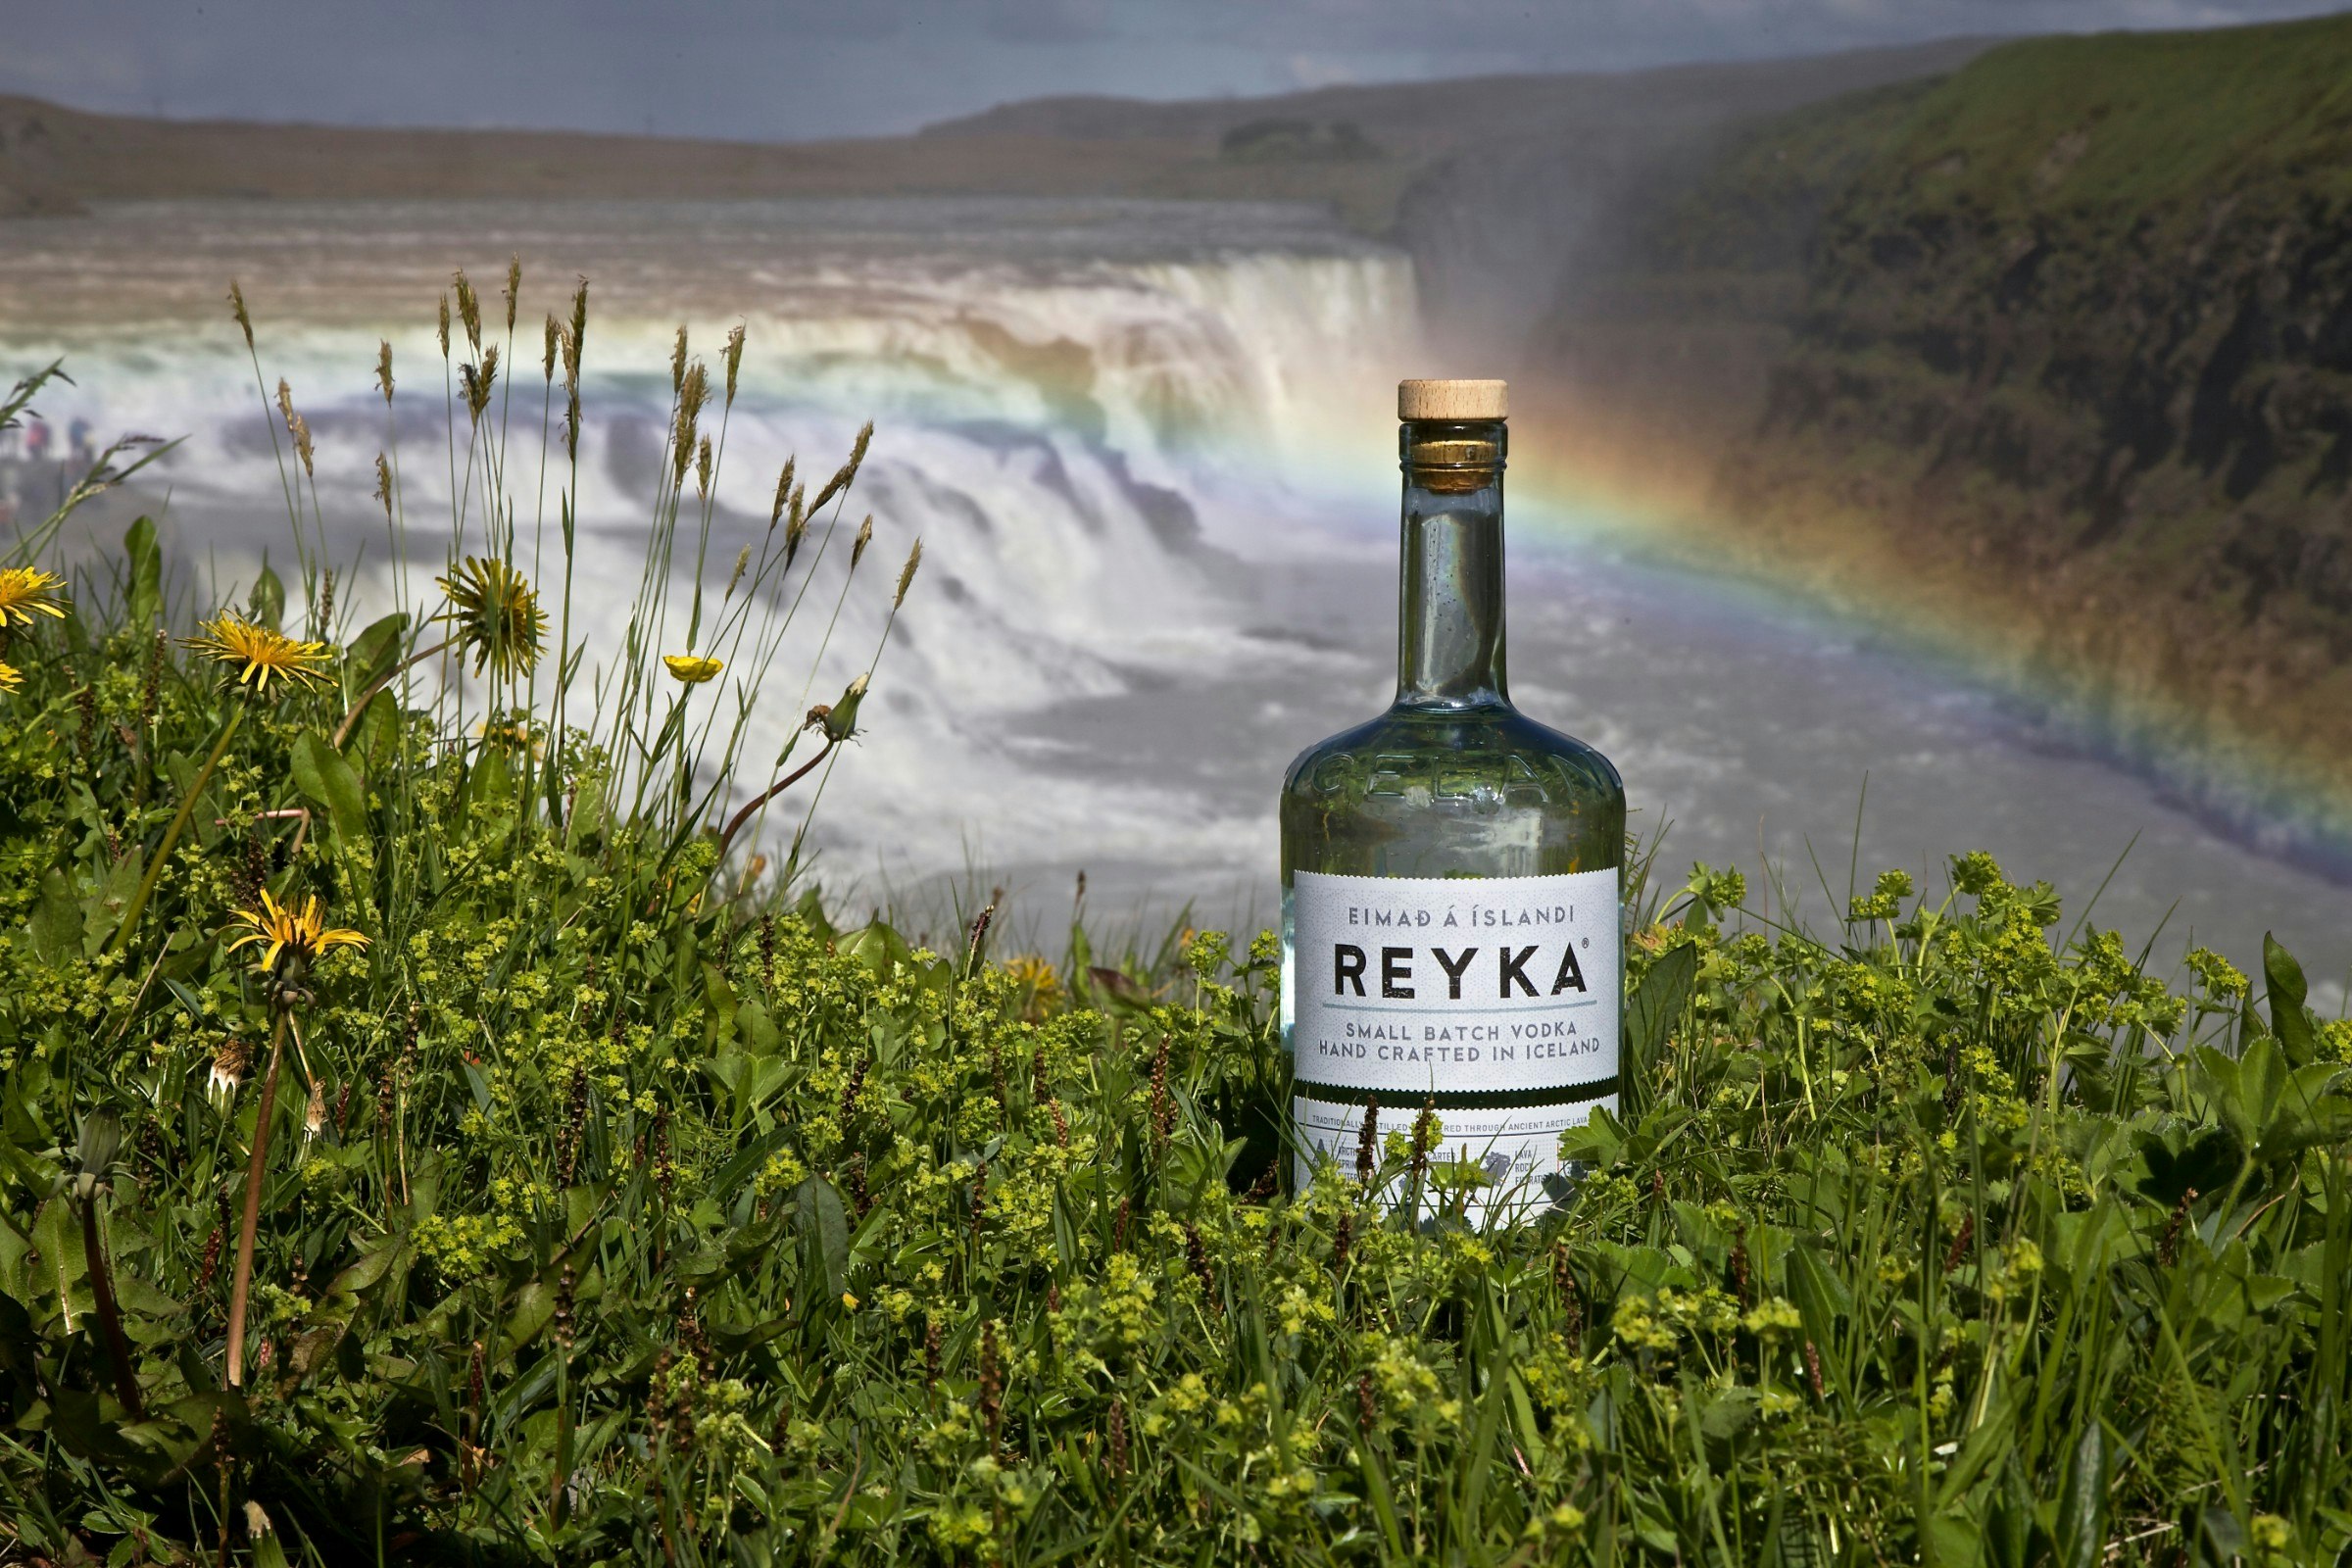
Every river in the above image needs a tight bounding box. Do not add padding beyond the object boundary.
[2,196,2346,1000]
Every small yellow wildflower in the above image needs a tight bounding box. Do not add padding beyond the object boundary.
[663,654,723,685]
[184,612,332,693]
[0,566,67,626]
[0,660,19,694]
[225,890,369,972]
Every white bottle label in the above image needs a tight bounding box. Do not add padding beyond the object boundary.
[1288,867,1622,1222]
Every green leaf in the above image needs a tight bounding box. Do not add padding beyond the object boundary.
[499,1279,557,1360]
[123,516,162,626]
[346,612,408,689]
[839,921,911,977]
[1622,944,1697,1120]
[324,1236,405,1301]
[28,868,81,961]
[2056,1421,2112,1568]
[795,1177,850,1299]
[289,731,368,844]
[735,997,780,1055]
[31,1198,90,1321]
[2262,933,2316,1066]
[247,563,284,632]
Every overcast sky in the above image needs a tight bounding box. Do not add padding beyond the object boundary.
[4,0,2345,140]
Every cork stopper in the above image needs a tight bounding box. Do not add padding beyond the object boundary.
[1398,378,1507,420]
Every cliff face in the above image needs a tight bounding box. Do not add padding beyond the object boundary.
[1540,14,2352,788]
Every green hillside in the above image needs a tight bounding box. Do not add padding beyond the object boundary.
[1544,12,2352,802]
[1845,16,2352,226]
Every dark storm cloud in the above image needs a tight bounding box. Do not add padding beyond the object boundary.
[1,0,2343,138]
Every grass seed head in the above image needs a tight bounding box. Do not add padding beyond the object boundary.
[783,487,808,565]
[851,514,873,570]
[805,423,873,516]
[724,321,745,405]
[453,270,482,351]
[895,539,922,609]
[375,339,394,404]
[462,346,500,425]
[670,325,688,395]
[769,459,796,530]
[542,315,560,381]
[437,294,452,360]
[227,279,255,350]
[565,279,588,384]
[503,255,521,333]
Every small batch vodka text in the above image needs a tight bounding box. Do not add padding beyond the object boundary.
[1279,379,1626,1222]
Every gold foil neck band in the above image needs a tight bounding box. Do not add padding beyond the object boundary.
[1401,421,1505,492]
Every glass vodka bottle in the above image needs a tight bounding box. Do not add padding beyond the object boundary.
[1278,378,1626,1222]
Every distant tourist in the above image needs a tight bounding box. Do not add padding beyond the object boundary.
[24,418,50,464]
[69,416,93,467]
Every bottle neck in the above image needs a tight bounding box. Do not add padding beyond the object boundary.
[1396,418,1508,709]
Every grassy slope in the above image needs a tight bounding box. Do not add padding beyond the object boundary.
[1539,14,2352,825]
[1846,19,2352,225]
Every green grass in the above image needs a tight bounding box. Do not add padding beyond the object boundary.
[5,282,2352,1565]
[1853,14,2352,226]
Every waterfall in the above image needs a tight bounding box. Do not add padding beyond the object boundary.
[4,201,1421,892]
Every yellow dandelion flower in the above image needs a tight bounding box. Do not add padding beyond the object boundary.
[476,712,544,756]
[224,889,368,973]
[0,566,68,626]
[0,661,19,694]
[1004,954,1066,1020]
[663,654,723,685]
[184,613,333,694]
[436,556,547,680]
